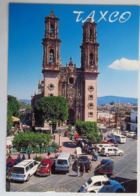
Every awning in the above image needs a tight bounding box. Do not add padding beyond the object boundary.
[12,116,20,122]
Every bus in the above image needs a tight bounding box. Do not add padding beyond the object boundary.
[112,134,126,144]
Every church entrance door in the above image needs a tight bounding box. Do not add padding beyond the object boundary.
[68,109,75,125]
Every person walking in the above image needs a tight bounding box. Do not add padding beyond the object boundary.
[27,150,31,159]
[47,151,50,158]
[22,154,25,160]
[17,154,21,163]
[79,162,85,177]
[91,149,95,160]
[75,159,79,177]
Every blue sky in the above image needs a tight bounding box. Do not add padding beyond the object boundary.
[8,3,139,99]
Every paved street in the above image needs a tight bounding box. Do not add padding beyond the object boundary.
[10,137,137,192]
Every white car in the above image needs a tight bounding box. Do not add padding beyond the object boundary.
[95,144,114,153]
[11,159,40,182]
[78,175,109,193]
[100,147,124,157]
[126,132,136,138]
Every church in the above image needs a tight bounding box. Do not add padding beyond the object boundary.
[31,11,99,125]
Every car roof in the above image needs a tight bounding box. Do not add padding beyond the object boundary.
[101,159,113,164]
[108,179,121,185]
[41,158,52,163]
[79,156,88,159]
[13,159,37,167]
[57,152,71,159]
[90,175,108,182]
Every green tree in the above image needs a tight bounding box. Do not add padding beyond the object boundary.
[12,132,51,151]
[34,96,68,129]
[76,121,102,143]
[110,101,115,105]
[7,95,20,135]
[7,110,13,135]
[8,95,20,117]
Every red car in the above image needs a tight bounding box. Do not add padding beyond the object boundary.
[6,158,17,176]
[102,140,114,145]
[36,158,55,176]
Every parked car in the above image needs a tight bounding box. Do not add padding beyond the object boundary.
[78,175,109,192]
[55,152,72,173]
[126,131,136,138]
[78,156,92,172]
[100,147,124,157]
[36,158,55,176]
[121,130,129,136]
[98,179,125,193]
[11,159,40,182]
[6,158,17,176]
[107,138,118,147]
[95,144,114,153]
[102,140,114,145]
[94,159,114,177]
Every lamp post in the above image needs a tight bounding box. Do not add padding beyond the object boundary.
[49,121,52,135]
[59,130,61,147]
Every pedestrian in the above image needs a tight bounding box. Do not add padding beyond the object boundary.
[91,149,95,160]
[27,150,31,159]
[22,154,25,160]
[75,159,79,177]
[47,151,50,157]
[79,162,85,176]
[17,154,21,163]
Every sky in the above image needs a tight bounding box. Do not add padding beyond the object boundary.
[8,3,139,100]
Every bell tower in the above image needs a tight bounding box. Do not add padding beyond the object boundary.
[42,11,61,97]
[81,18,99,121]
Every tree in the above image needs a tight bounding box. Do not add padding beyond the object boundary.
[7,110,13,135]
[76,121,103,143]
[34,96,68,129]
[12,132,51,151]
[8,95,20,117]
[7,95,20,135]
[110,101,115,105]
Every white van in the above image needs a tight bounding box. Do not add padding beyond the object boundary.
[112,134,126,143]
[11,159,40,182]
[55,152,72,173]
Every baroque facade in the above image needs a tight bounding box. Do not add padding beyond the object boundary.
[31,11,99,125]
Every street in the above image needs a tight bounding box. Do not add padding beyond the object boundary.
[10,137,137,192]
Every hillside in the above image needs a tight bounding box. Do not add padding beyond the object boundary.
[97,96,137,106]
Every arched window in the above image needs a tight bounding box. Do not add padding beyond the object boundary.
[49,49,54,63]
[90,53,94,65]
[90,29,93,39]
[50,24,54,34]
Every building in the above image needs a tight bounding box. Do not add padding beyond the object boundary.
[31,11,99,125]
[124,109,137,132]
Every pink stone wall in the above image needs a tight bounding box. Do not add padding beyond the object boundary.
[84,75,97,122]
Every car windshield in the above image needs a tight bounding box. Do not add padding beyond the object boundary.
[79,156,88,162]
[41,163,49,167]
[57,160,67,165]
[87,178,92,185]
[12,167,24,174]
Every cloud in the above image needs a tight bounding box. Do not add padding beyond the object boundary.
[108,58,139,71]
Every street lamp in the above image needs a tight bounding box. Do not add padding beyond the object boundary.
[49,121,52,135]
[58,130,61,147]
